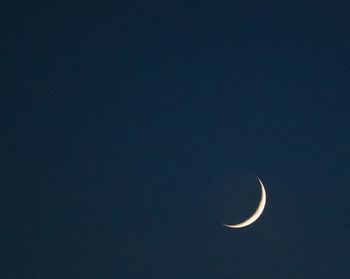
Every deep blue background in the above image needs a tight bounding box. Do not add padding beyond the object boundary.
[2,1,350,278]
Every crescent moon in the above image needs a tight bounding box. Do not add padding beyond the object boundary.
[222,177,266,229]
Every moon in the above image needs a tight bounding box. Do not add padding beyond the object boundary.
[222,177,266,229]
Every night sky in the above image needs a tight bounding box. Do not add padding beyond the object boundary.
[2,1,350,278]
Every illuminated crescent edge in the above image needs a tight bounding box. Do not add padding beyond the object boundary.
[221,177,266,229]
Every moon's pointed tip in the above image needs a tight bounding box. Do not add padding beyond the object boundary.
[221,223,240,229]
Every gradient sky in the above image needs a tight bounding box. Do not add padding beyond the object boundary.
[2,1,350,278]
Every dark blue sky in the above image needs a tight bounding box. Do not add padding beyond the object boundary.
[2,1,350,278]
